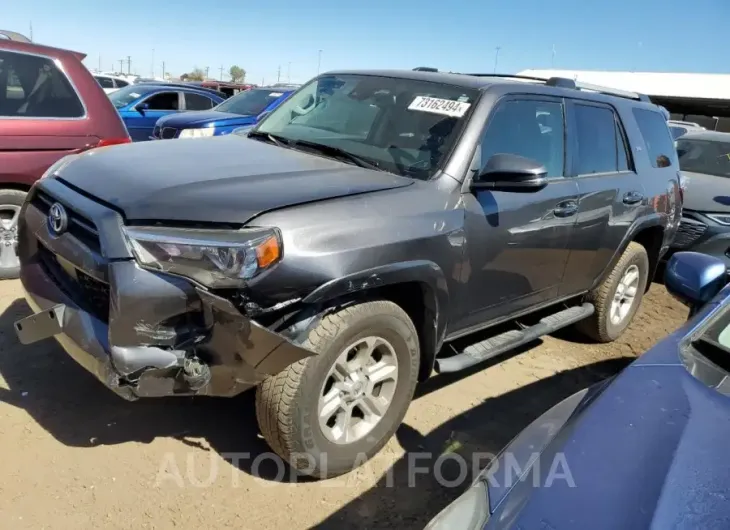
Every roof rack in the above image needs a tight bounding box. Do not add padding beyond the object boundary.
[411,67,651,103]
[0,30,32,43]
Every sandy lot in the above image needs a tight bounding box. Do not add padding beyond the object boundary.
[0,279,687,529]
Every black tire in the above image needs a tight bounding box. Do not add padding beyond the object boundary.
[577,241,649,343]
[0,189,27,280]
[255,300,420,479]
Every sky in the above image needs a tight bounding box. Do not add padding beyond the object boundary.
[3,0,728,84]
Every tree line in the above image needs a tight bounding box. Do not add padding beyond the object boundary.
[181,65,246,83]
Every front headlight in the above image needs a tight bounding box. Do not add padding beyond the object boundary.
[425,479,490,530]
[125,226,282,287]
[178,127,215,139]
[707,213,730,226]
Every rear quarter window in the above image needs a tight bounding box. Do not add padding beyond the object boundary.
[0,50,84,118]
[632,108,675,168]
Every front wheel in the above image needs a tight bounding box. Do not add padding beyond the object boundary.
[255,300,420,479]
[0,189,27,280]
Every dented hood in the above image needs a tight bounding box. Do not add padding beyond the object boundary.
[54,136,413,224]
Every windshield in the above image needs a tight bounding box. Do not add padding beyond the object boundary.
[108,85,154,108]
[214,88,287,116]
[254,74,479,179]
[677,138,730,178]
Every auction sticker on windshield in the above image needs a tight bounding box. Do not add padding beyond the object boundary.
[408,96,471,118]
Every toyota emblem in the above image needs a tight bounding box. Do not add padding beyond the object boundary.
[48,202,69,235]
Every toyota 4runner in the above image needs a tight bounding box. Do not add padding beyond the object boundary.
[14,68,681,478]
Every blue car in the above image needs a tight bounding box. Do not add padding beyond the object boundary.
[109,84,226,142]
[427,251,730,530]
[151,85,297,140]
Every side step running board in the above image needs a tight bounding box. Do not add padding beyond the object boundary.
[435,303,594,373]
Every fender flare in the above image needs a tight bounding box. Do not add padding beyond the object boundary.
[302,260,450,380]
[591,214,666,291]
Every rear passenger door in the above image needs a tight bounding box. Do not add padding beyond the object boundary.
[559,100,644,296]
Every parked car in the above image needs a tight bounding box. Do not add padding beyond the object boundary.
[668,119,705,139]
[152,85,297,139]
[0,29,130,279]
[426,250,730,530]
[14,68,680,478]
[669,130,730,265]
[93,74,131,94]
[109,84,226,141]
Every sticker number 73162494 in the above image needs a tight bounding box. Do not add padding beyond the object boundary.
[407,96,471,118]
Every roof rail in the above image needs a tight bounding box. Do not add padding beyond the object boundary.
[557,78,651,102]
[413,66,439,72]
[0,29,32,43]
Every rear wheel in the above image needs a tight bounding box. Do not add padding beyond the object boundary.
[0,190,27,280]
[577,242,649,342]
[255,300,420,479]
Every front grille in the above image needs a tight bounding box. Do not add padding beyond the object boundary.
[161,127,178,139]
[37,244,110,322]
[31,190,101,253]
[673,217,708,248]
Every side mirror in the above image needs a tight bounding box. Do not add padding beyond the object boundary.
[135,102,149,114]
[665,251,727,313]
[472,153,548,193]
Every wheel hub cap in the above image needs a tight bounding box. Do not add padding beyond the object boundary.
[610,264,640,325]
[318,336,399,445]
[0,204,21,271]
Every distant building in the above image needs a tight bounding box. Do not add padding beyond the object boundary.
[519,69,730,132]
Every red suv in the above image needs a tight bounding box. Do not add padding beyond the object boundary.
[0,30,130,278]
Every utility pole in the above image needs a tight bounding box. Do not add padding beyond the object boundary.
[551,44,556,68]
[126,55,131,75]
[317,50,322,75]
[493,46,501,74]
[161,61,166,79]
[29,22,33,42]
[98,54,102,73]
[261,77,265,86]
[151,48,155,77]
[287,62,292,83]
[219,65,224,81]
[205,66,210,80]
[118,59,124,74]
[277,65,281,83]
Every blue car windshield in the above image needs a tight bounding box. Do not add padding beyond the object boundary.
[254,74,479,180]
[109,85,156,108]
[214,88,287,116]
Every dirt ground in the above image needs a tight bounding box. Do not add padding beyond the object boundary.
[0,279,687,530]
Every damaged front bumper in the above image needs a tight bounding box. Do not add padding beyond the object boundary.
[15,181,315,401]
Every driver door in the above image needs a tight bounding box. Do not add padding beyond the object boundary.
[457,96,579,329]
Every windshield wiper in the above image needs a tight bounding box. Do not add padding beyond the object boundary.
[246,130,290,148]
[287,139,385,172]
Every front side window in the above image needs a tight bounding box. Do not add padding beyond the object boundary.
[633,108,676,168]
[481,99,565,178]
[109,85,156,108]
[214,88,287,116]
[185,92,214,110]
[255,74,479,180]
[574,104,622,175]
[677,138,730,178]
[0,51,83,118]
[143,92,179,111]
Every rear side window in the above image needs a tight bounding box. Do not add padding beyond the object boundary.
[0,51,84,118]
[115,79,129,88]
[633,108,675,168]
[95,76,114,89]
[185,92,215,110]
[573,104,630,175]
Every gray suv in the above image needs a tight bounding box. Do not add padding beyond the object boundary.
[14,68,681,478]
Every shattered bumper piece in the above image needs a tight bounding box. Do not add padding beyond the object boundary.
[16,256,316,401]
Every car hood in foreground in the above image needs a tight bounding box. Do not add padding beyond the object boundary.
[52,136,413,224]
[156,110,255,128]
[485,326,730,529]
[680,171,730,213]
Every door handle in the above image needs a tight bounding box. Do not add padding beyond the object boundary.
[623,191,644,205]
[553,200,578,217]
